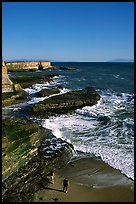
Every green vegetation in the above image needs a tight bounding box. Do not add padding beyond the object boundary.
[2,90,28,107]
[2,118,44,181]
[8,68,37,72]
[9,74,57,88]
[2,91,18,100]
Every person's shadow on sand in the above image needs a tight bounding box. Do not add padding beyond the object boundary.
[45,187,63,192]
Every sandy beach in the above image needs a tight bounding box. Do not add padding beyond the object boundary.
[33,156,134,202]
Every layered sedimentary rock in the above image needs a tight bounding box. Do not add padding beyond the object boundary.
[30,87,101,116]
[2,58,14,93]
[6,61,51,69]
[2,118,74,202]
[35,88,60,97]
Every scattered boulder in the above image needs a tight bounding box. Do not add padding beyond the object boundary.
[13,83,22,91]
[35,88,60,97]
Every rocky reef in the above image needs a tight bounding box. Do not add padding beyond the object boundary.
[2,74,58,107]
[2,90,28,107]
[35,88,60,97]
[59,66,77,70]
[30,87,101,116]
[9,74,57,89]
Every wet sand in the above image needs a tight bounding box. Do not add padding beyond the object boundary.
[33,156,134,202]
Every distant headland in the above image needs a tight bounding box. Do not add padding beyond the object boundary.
[107,59,134,62]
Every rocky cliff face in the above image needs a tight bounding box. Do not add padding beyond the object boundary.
[2,118,74,202]
[6,61,51,69]
[2,58,14,93]
[3,141,73,202]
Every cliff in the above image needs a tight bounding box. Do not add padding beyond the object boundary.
[2,58,14,93]
[2,118,74,202]
[6,61,51,69]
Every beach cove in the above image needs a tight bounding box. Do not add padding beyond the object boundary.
[33,157,134,202]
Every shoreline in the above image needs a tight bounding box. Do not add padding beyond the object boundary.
[2,70,134,202]
[33,156,134,202]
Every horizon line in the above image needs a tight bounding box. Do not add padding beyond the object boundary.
[5,59,134,63]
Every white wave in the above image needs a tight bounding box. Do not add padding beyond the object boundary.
[42,114,98,133]
[73,144,134,180]
[26,87,134,180]
[26,97,46,105]
[113,74,120,79]
[24,82,50,94]
[59,87,70,94]
[53,75,61,79]
[42,119,63,139]
[76,91,133,119]
[23,87,37,94]
[40,102,134,180]
[26,88,70,105]
[23,75,66,95]
[4,73,134,180]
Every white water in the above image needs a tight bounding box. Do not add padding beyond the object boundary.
[3,74,134,180]
[39,89,134,180]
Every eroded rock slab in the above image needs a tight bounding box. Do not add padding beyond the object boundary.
[35,88,60,97]
[30,87,101,116]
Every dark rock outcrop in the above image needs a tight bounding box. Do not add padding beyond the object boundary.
[2,90,28,107]
[30,87,101,116]
[9,74,57,89]
[38,62,43,70]
[35,88,60,97]
[2,74,59,107]
[59,66,76,70]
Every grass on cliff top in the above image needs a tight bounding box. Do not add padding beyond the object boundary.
[2,118,44,182]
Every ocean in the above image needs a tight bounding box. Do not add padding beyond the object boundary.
[7,62,134,181]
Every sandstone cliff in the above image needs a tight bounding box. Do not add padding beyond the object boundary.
[6,61,51,69]
[2,58,13,93]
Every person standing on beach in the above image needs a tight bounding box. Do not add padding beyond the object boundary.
[50,170,54,184]
[63,177,69,193]
[47,170,55,184]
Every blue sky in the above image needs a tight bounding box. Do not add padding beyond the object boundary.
[2,2,134,62]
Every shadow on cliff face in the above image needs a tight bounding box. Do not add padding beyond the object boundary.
[2,117,74,202]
